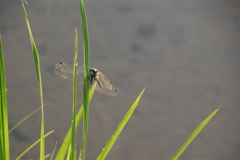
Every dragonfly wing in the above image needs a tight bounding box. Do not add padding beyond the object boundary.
[54,62,84,84]
[95,71,118,96]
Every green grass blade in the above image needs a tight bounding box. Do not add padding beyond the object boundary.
[9,103,48,133]
[50,141,58,160]
[44,153,52,159]
[0,35,10,160]
[97,88,145,160]
[67,146,71,160]
[170,107,220,160]
[78,0,90,159]
[70,28,79,160]
[22,1,45,159]
[55,83,96,160]
[15,130,54,160]
[78,149,82,160]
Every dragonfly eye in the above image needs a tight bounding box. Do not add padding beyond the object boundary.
[89,69,96,76]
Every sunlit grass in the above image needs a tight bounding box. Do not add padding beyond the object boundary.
[0,35,10,160]
[22,1,45,159]
[0,0,221,160]
[78,0,91,159]
[55,83,96,159]
[170,107,220,160]
[15,130,55,160]
[97,88,145,160]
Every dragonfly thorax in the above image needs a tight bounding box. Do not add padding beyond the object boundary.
[89,68,102,87]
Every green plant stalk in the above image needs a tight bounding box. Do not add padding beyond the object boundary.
[22,1,45,159]
[71,28,79,160]
[97,88,145,160]
[16,130,54,160]
[0,35,10,160]
[170,107,220,160]
[55,83,96,160]
[78,0,90,159]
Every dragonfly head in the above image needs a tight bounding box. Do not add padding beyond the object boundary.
[89,68,98,76]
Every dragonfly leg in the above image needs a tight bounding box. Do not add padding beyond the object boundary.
[95,77,103,88]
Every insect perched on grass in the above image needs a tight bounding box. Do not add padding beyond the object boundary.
[54,62,118,96]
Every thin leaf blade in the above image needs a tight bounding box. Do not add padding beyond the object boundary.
[78,0,90,159]
[16,130,54,160]
[55,83,96,160]
[97,88,145,160]
[0,35,10,160]
[170,107,220,160]
[22,1,45,159]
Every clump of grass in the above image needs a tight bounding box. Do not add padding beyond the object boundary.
[0,0,220,160]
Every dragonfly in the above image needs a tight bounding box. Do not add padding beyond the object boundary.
[53,62,118,96]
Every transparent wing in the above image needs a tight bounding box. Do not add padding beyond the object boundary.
[54,62,118,96]
[53,62,84,84]
[95,71,118,96]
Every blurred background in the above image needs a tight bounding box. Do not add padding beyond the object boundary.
[1,0,240,159]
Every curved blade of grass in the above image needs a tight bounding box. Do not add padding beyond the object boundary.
[0,35,10,160]
[55,83,96,160]
[78,0,90,159]
[9,103,48,133]
[22,1,45,159]
[97,88,145,160]
[170,107,220,160]
[70,28,79,160]
[16,130,54,160]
